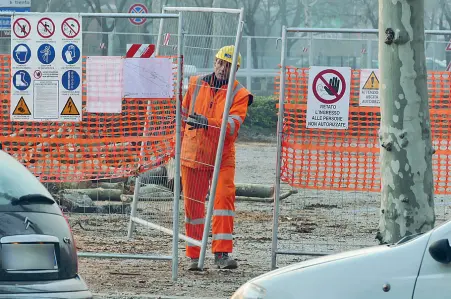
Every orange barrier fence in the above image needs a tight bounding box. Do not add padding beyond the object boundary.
[0,55,177,182]
[275,67,451,193]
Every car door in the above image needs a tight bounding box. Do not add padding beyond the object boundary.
[413,221,451,299]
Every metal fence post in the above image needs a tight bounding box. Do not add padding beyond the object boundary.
[197,8,245,271]
[271,25,287,270]
[171,11,184,282]
[246,36,252,89]
[127,175,140,239]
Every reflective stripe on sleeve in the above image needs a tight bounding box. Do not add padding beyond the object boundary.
[182,106,189,121]
[227,115,243,135]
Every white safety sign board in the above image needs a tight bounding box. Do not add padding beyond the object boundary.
[359,69,380,107]
[10,14,82,122]
[306,66,351,130]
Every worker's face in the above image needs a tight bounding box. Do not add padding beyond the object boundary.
[214,58,236,81]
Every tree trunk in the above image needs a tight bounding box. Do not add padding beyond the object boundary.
[212,0,225,52]
[446,35,451,66]
[151,0,162,43]
[377,0,435,245]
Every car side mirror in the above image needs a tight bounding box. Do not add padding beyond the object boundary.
[429,239,451,264]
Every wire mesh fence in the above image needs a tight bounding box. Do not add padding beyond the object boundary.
[272,28,451,268]
[0,13,184,285]
[156,7,244,268]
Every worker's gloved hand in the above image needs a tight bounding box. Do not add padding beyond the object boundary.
[186,113,209,130]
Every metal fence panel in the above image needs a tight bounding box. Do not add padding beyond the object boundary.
[0,11,184,281]
[271,27,451,269]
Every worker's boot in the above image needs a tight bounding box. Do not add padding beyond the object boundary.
[187,258,201,271]
[214,252,238,269]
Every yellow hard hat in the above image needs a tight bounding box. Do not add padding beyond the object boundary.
[215,45,241,67]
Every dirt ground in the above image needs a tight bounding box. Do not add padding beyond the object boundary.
[70,142,451,299]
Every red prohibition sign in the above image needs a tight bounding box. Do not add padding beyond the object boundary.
[312,69,347,104]
[61,17,80,38]
[13,18,31,38]
[37,17,55,38]
[128,3,148,25]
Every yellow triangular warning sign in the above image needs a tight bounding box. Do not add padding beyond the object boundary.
[12,97,31,115]
[362,71,380,90]
[61,97,80,115]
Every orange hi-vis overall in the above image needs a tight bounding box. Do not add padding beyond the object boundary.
[180,74,253,258]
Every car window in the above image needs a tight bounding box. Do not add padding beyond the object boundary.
[0,151,52,204]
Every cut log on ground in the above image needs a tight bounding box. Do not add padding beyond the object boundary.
[62,188,122,201]
[97,182,124,190]
[235,183,274,198]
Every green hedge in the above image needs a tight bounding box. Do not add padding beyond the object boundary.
[239,96,278,141]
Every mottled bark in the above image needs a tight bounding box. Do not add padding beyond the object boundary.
[377,0,435,244]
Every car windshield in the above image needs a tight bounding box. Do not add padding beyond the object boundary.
[0,151,52,204]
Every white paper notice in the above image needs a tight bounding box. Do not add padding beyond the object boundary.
[123,58,174,99]
[33,80,59,119]
[86,56,123,113]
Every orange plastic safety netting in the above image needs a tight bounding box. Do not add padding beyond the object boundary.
[275,67,451,194]
[0,54,178,182]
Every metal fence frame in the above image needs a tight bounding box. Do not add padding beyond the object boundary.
[271,26,451,270]
[46,31,451,97]
[129,6,244,272]
[0,11,185,281]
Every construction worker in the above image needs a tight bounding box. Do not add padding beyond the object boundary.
[180,45,253,270]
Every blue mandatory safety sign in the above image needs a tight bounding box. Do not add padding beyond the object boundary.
[13,70,31,91]
[62,43,80,64]
[62,70,80,91]
[12,43,31,64]
[37,43,55,65]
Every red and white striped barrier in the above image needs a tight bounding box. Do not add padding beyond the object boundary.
[125,44,155,58]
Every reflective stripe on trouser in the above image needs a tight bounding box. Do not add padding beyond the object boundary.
[181,164,236,258]
[211,164,235,253]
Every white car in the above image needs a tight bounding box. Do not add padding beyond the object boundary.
[231,219,451,299]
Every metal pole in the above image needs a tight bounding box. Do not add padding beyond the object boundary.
[162,7,242,13]
[246,36,252,88]
[78,252,172,260]
[197,8,245,270]
[171,12,184,282]
[0,12,179,18]
[271,25,287,270]
[130,216,202,246]
[285,27,451,36]
[127,175,141,238]
[288,28,378,34]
